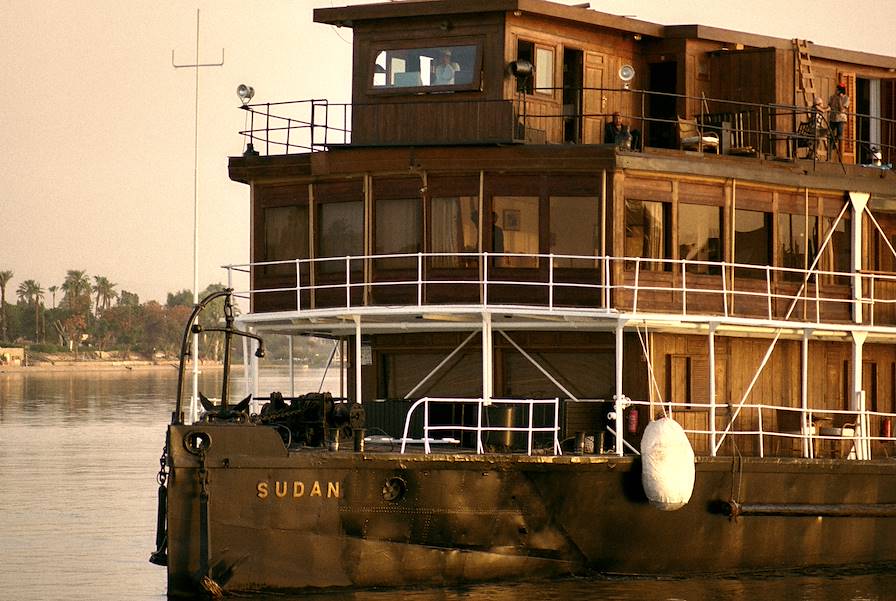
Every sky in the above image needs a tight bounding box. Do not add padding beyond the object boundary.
[3,0,894,304]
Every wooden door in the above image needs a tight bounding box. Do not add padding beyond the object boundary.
[583,51,605,144]
[838,71,857,164]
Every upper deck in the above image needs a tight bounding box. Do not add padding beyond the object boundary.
[227,0,896,335]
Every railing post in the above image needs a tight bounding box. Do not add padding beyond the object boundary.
[345,256,351,309]
[633,258,641,313]
[553,398,561,455]
[604,257,611,310]
[721,263,729,317]
[296,259,302,311]
[265,103,271,156]
[758,407,764,458]
[548,256,554,310]
[527,400,534,456]
[286,118,292,154]
[766,266,773,320]
[476,399,484,454]
[310,101,316,152]
[417,252,423,307]
[424,398,431,454]
[483,252,489,306]
[681,261,687,315]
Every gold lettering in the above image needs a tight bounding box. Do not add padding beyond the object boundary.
[310,481,322,497]
[327,481,340,498]
[275,481,288,498]
[293,481,305,497]
[257,482,268,499]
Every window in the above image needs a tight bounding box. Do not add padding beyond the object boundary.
[431,196,479,268]
[777,213,819,281]
[375,197,421,269]
[263,206,308,276]
[492,196,539,267]
[535,47,554,94]
[822,214,851,280]
[679,204,722,274]
[625,199,670,271]
[734,209,772,278]
[317,201,363,273]
[550,196,600,268]
[516,40,554,95]
[371,44,479,90]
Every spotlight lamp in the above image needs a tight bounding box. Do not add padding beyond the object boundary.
[237,84,255,106]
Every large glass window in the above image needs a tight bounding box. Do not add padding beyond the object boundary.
[734,209,772,278]
[372,44,478,90]
[492,196,539,268]
[679,204,722,274]
[263,206,308,276]
[778,213,819,281]
[625,199,670,271]
[431,196,479,268]
[550,196,600,268]
[375,197,421,269]
[317,201,363,273]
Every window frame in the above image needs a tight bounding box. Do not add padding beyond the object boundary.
[367,38,484,95]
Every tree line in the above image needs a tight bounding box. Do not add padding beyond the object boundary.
[0,269,229,359]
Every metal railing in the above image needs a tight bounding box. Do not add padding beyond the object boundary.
[236,88,896,166]
[398,397,562,456]
[224,251,896,327]
[623,398,896,461]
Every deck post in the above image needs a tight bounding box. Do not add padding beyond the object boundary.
[708,321,718,457]
[849,192,870,324]
[802,329,812,458]
[355,315,362,404]
[615,321,624,456]
[482,311,493,406]
[852,330,868,459]
[288,335,295,397]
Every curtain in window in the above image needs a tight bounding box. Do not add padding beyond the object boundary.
[432,197,461,267]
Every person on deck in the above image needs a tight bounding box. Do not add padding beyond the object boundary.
[604,112,640,150]
[828,83,850,160]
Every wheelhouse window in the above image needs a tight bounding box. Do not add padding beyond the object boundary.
[263,206,308,276]
[492,196,539,268]
[516,40,554,95]
[679,204,722,274]
[431,195,479,268]
[317,200,363,273]
[734,209,772,278]
[550,196,600,268]
[371,44,479,91]
[625,199,671,271]
[375,197,421,269]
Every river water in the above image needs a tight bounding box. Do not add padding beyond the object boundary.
[1,368,894,600]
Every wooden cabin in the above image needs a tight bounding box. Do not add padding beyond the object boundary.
[229,0,896,458]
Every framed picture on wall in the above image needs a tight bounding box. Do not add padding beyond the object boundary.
[503,209,520,231]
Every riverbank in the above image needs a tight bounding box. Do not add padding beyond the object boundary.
[0,354,227,374]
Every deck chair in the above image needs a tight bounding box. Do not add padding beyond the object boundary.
[774,408,814,457]
[795,120,828,160]
[678,117,719,154]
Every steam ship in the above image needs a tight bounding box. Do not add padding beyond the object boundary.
[151,1,896,596]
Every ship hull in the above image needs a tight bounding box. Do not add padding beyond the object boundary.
[166,423,896,596]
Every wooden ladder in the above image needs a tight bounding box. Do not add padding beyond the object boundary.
[794,39,816,107]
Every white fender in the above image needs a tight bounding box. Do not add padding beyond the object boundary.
[640,417,695,511]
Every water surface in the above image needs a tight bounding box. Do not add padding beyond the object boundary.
[0,368,893,600]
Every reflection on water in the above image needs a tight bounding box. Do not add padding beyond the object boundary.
[0,368,894,600]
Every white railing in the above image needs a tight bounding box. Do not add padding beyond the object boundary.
[625,399,896,460]
[398,397,562,456]
[224,252,896,327]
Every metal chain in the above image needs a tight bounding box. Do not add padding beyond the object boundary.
[156,443,169,487]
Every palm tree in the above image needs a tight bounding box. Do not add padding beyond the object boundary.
[61,270,91,317]
[92,276,118,316]
[48,285,58,309]
[0,270,12,341]
[16,280,45,341]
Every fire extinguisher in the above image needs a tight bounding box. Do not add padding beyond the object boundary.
[626,407,639,433]
[882,418,892,439]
